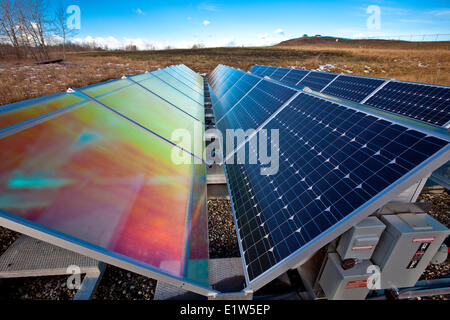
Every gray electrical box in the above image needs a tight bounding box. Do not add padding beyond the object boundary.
[337,216,386,260]
[319,253,374,300]
[372,213,450,289]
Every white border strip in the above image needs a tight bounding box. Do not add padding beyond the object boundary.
[320,74,342,93]
[360,79,392,104]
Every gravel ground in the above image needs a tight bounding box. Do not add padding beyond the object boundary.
[92,266,156,300]
[208,199,240,259]
[0,228,19,257]
[417,188,450,300]
[0,193,447,300]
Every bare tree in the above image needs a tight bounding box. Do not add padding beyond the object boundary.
[15,0,51,61]
[0,0,22,58]
[53,1,77,59]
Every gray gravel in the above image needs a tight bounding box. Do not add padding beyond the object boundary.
[0,227,19,256]
[418,188,449,300]
[92,265,156,300]
[208,199,240,258]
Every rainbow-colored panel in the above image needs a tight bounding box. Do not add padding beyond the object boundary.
[152,69,204,105]
[92,84,204,159]
[82,79,133,98]
[138,75,204,121]
[0,93,85,131]
[0,65,209,289]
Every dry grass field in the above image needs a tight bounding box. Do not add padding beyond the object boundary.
[0,42,449,106]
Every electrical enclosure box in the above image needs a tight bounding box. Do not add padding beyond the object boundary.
[319,253,373,300]
[372,213,450,289]
[336,216,386,260]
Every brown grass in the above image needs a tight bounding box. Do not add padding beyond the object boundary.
[0,44,449,106]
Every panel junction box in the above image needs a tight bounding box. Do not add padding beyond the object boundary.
[336,216,386,260]
[372,213,450,289]
[319,253,374,300]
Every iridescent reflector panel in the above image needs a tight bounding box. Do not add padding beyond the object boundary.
[0,65,212,295]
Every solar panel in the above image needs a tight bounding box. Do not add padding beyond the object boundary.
[363,81,450,127]
[259,66,277,77]
[151,69,204,104]
[216,73,261,121]
[270,68,291,81]
[0,65,214,296]
[133,75,205,122]
[298,71,339,92]
[213,68,246,99]
[252,65,450,128]
[249,65,262,75]
[216,80,297,151]
[209,65,450,291]
[281,69,310,86]
[429,161,450,189]
[254,65,270,76]
[0,92,86,132]
[322,75,386,103]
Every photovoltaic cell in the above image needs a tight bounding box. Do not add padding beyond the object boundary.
[322,75,386,103]
[298,71,338,92]
[364,81,450,127]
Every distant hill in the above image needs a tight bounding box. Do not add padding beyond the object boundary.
[276,36,450,49]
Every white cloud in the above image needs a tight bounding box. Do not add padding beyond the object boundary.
[198,3,218,12]
[429,9,450,16]
[274,28,284,35]
[399,19,434,24]
[203,20,211,26]
[71,32,292,50]
[186,16,192,20]
[135,8,146,16]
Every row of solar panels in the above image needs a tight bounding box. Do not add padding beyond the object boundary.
[0,65,215,295]
[208,64,450,292]
[251,65,450,128]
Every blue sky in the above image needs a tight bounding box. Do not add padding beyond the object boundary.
[62,0,450,49]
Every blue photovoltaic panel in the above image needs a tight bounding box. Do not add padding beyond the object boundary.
[282,69,310,86]
[429,161,449,189]
[260,66,278,77]
[210,66,450,289]
[216,80,297,143]
[250,65,264,75]
[270,68,291,81]
[224,91,449,284]
[364,81,450,127]
[322,75,386,103]
[298,71,338,92]
[215,69,246,99]
[217,73,261,121]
